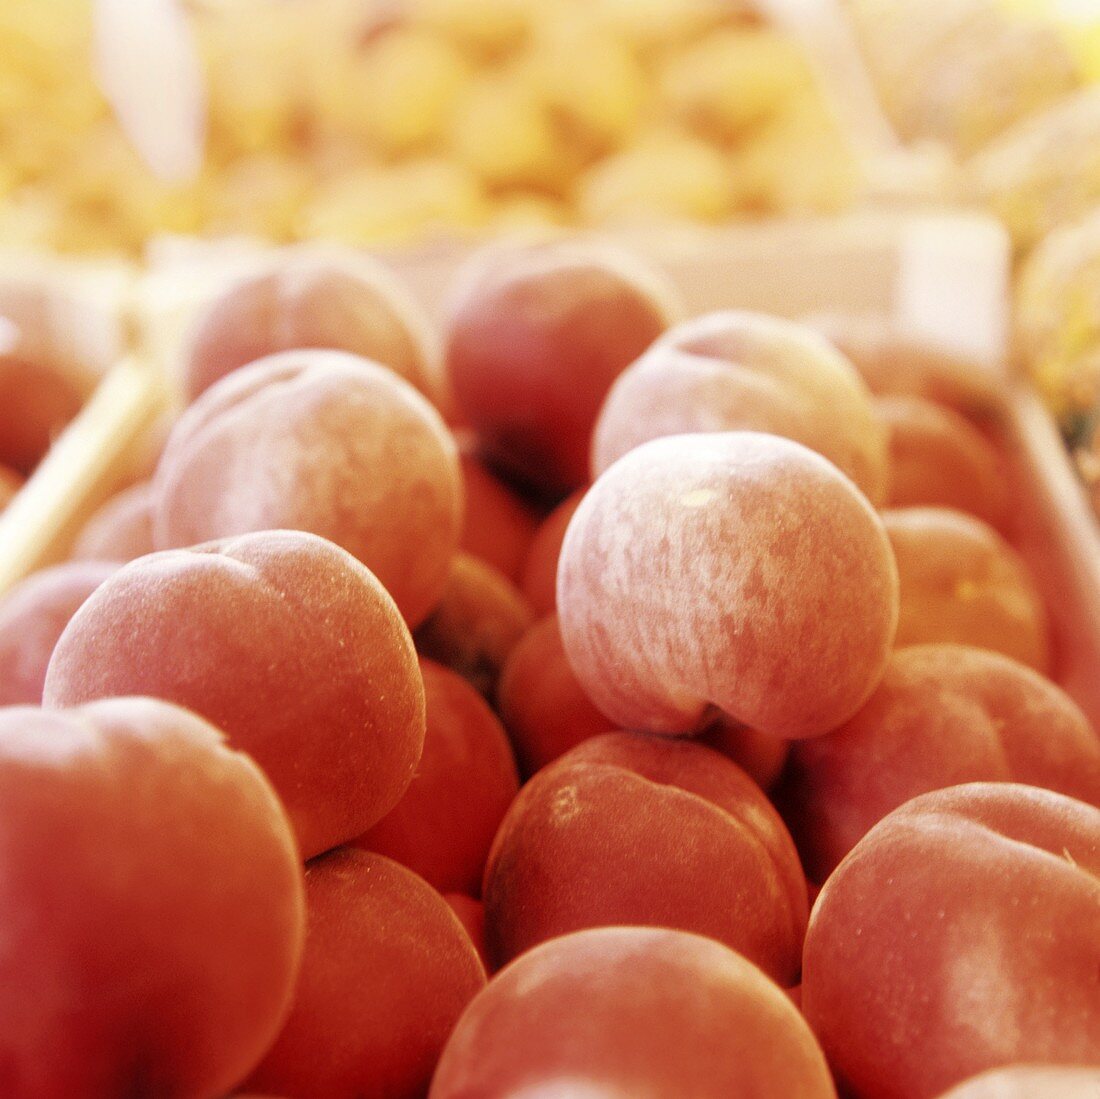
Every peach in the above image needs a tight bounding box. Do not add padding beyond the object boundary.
[519,488,584,616]
[430,927,837,1098]
[0,561,118,706]
[496,614,617,778]
[43,530,424,860]
[244,849,485,1099]
[154,350,463,628]
[444,240,677,496]
[0,465,22,511]
[877,396,1009,530]
[935,1066,1100,1098]
[700,720,791,793]
[353,658,519,896]
[415,553,533,698]
[558,432,899,739]
[593,311,888,503]
[884,507,1050,672]
[0,358,88,475]
[802,783,1100,1099]
[459,446,539,582]
[444,894,488,970]
[782,644,1100,881]
[71,481,156,563]
[0,698,304,1099]
[182,248,436,402]
[482,732,808,983]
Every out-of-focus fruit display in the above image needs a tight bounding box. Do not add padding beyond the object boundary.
[849,0,1081,157]
[0,0,860,256]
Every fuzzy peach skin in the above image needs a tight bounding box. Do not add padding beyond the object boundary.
[182,247,436,403]
[43,530,425,860]
[884,508,1050,673]
[593,311,888,504]
[482,732,808,983]
[71,481,156,563]
[0,698,305,1099]
[782,644,1100,881]
[935,1065,1100,1098]
[876,396,1009,531]
[244,849,485,1099]
[430,927,837,1099]
[519,489,585,616]
[557,432,899,739]
[353,659,519,896]
[444,239,678,496]
[801,783,1100,1099]
[459,445,540,582]
[414,553,533,698]
[0,562,118,706]
[153,350,462,628]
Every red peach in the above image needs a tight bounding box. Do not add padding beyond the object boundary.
[444,240,678,495]
[430,927,837,1098]
[782,644,1100,881]
[884,507,1050,672]
[700,719,791,793]
[154,350,463,627]
[444,894,489,970]
[43,530,424,860]
[0,697,304,1099]
[593,311,888,503]
[244,849,485,1099]
[0,561,118,706]
[0,465,22,511]
[353,658,519,896]
[71,481,156,563]
[482,732,808,983]
[0,358,88,475]
[935,1066,1100,1098]
[802,783,1100,1099]
[877,396,1010,531]
[496,613,617,778]
[459,445,540,582]
[182,247,436,403]
[519,488,585,616]
[414,553,533,698]
[558,432,899,739]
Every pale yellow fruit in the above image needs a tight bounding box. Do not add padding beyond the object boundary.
[661,26,810,141]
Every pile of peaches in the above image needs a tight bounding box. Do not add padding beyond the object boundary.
[0,240,1097,1099]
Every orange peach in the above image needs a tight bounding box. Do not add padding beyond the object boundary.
[593,311,888,503]
[877,396,1009,531]
[70,481,156,563]
[244,849,485,1099]
[482,732,808,983]
[459,446,539,582]
[154,350,463,627]
[558,432,899,739]
[182,248,436,402]
[496,613,617,778]
[414,553,533,698]
[0,562,118,706]
[353,658,519,896]
[802,783,1100,1099]
[519,488,584,616]
[0,697,304,1099]
[884,507,1050,672]
[782,644,1100,880]
[444,240,677,496]
[43,530,424,860]
[430,927,837,1098]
